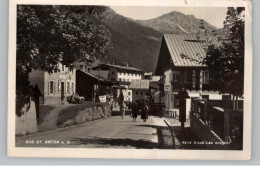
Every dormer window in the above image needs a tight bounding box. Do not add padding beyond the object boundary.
[80,65,84,70]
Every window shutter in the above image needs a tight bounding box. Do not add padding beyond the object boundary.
[48,81,50,95]
[65,81,67,94]
[71,82,74,94]
[53,82,56,94]
[68,82,70,94]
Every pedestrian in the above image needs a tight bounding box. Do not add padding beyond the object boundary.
[120,101,126,119]
[127,101,132,115]
[109,97,113,116]
[131,101,139,122]
[141,101,149,122]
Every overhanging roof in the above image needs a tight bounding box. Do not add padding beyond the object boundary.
[163,34,221,67]
[129,79,150,90]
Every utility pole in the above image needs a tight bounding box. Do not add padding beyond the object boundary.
[200,70,203,98]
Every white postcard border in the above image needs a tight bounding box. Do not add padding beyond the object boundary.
[8,0,252,160]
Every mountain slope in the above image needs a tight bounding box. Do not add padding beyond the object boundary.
[99,9,218,73]
[136,11,217,34]
[101,9,162,72]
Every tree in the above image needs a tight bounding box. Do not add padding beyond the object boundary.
[203,7,245,110]
[16,5,112,116]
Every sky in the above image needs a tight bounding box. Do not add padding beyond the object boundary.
[110,6,228,28]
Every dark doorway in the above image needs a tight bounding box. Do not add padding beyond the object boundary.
[61,82,65,101]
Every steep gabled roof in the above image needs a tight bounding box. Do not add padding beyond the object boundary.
[90,70,109,79]
[76,69,112,84]
[163,34,221,67]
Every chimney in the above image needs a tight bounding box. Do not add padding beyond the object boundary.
[122,62,128,67]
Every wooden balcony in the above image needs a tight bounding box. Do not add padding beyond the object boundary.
[171,81,215,92]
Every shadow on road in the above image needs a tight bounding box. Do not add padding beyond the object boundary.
[69,137,159,149]
[68,124,172,149]
[134,124,173,149]
[170,126,207,150]
[111,110,132,116]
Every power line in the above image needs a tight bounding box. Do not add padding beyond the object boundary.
[206,8,227,26]
[205,7,224,23]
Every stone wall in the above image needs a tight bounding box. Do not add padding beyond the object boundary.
[61,105,111,127]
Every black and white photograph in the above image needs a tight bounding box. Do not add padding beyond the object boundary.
[8,0,252,160]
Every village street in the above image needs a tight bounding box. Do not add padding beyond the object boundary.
[16,114,169,149]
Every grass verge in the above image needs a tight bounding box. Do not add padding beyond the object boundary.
[38,105,55,125]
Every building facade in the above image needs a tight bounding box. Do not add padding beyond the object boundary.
[93,63,144,102]
[156,34,228,112]
[29,63,76,105]
[76,69,113,102]
[129,79,150,103]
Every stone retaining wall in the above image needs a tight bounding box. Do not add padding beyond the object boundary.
[61,105,111,127]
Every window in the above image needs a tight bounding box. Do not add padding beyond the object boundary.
[48,81,56,94]
[84,66,88,72]
[111,71,115,75]
[172,71,180,82]
[202,95,209,100]
[71,82,74,94]
[202,71,210,84]
[58,80,61,91]
[141,92,143,95]
[62,65,65,72]
[67,82,70,94]
[136,92,138,95]
[146,92,149,96]
[128,92,131,95]
[119,78,122,81]
[79,65,84,70]
[183,71,192,83]
[222,95,231,100]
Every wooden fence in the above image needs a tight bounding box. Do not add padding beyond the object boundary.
[190,99,243,150]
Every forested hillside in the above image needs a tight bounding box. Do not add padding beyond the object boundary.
[100,9,217,73]
[101,9,162,72]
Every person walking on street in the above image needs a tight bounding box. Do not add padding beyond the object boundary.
[141,101,149,122]
[120,101,126,119]
[118,89,125,119]
[131,101,139,122]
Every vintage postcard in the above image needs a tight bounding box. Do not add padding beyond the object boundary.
[8,0,252,160]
